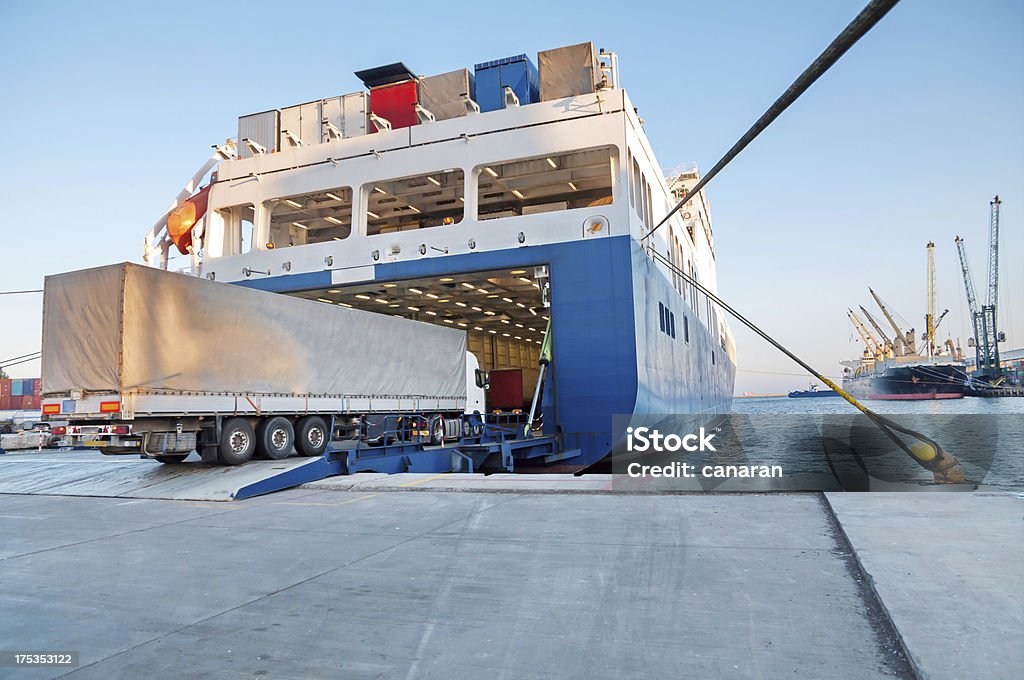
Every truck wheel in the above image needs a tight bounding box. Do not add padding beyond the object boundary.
[155,455,188,464]
[429,416,444,445]
[218,418,256,465]
[295,416,328,457]
[256,417,294,460]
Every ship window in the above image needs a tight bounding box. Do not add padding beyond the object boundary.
[684,315,690,343]
[267,187,353,248]
[669,311,676,339]
[476,147,614,221]
[658,302,665,332]
[632,159,643,221]
[627,150,635,208]
[364,170,464,235]
[216,203,256,255]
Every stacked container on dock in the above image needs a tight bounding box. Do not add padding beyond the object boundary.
[0,379,10,411]
[474,54,539,112]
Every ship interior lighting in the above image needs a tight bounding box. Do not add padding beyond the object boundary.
[289,267,547,394]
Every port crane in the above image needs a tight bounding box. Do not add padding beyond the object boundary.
[869,288,913,356]
[954,196,1005,382]
[859,306,894,357]
[848,309,883,359]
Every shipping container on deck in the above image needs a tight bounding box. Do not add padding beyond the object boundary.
[474,54,539,113]
[418,69,476,121]
[355,63,420,132]
[280,100,323,148]
[538,42,599,101]
[237,110,280,159]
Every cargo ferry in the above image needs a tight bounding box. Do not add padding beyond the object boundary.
[145,43,736,470]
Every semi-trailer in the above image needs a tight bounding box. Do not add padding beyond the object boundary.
[39,263,485,465]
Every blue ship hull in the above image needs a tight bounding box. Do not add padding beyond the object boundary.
[238,235,735,470]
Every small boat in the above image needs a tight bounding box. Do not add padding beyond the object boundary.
[788,384,838,398]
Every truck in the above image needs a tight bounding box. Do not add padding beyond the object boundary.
[40,263,486,465]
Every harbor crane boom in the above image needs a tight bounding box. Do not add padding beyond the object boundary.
[848,309,882,358]
[925,241,936,358]
[956,196,1004,381]
[859,305,891,345]
[869,288,911,355]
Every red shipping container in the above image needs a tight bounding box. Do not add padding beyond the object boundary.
[369,81,419,131]
[0,378,10,399]
[488,369,525,410]
[33,378,41,396]
[0,395,10,411]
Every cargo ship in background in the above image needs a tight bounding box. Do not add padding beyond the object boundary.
[135,42,736,470]
[842,242,966,400]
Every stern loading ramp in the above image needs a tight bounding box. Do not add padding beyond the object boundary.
[0,425,569,500]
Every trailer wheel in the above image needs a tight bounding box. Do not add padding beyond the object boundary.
[295,416,328,457]
[155,454,188,464]
[218,418,256,465]
[256,417,295,460]
[429,416,444,445]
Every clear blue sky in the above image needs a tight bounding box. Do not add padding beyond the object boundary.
[1,0,1021,394]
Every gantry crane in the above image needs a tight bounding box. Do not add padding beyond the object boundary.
[954,196,1005,382]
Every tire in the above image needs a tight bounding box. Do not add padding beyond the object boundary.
[429,416,444,445]
[218,417,256,466]
[155,454,188,464]
[295,416,328,457]
[256,416,295,460]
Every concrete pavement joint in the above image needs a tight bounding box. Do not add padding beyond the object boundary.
[818,493,920,680]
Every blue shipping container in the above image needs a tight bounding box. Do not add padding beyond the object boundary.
[474,54,539,113]
[12,379,23,396]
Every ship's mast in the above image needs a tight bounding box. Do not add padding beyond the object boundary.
[925,241,936,360]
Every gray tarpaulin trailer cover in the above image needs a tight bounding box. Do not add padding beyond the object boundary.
[40,263,467,400]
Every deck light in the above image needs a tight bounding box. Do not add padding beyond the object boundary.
[484,167,498,178]
[407,205,421,214]
[546,158,557,169]
[409,288,423,294]
[511,189,525,199]
[355,294,371,300]
[426,310,437,316]
[407,306,420,311]
[487,294,499,299]
[375,298,389,304]
[324,216,343,225]
[461,282,475,289]
[339,302,352,308]
[443,319,454,324]
[458,323,467,328]
[529,308,537,316]
[456,302,467,307]
[327,289,341,293]
[292,222,307,229]
[503,333,511,337]
[438,299,450,304]
[502,297,514,303]
[332,237,344,241]
[426,293,439,299]
[516,303,526,308]
[474,327,483,331]
[374,187,386,194]
[317,298,333,304]
[568,182,578,191]
[388,304,400,308]
[325,192,344,201]
[367,211,380,219]
[510,270,527,275]
[472,306,482,312]
[484,311,496,316]
[488,329,497,334]
[383,283,397,288]
[518,277,531,283]
[515,323,524,328]
[427,176,441,186]
[439,277,454,282]
[284,199,303,209]
[501,319,510,325]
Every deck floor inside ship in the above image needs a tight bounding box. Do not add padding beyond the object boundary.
[1,483,1018,679]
